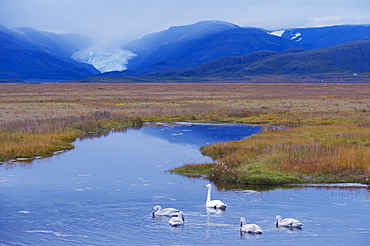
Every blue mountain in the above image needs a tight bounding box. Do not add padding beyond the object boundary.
[277,24,370,49]
[108,22,370,77]
[122,21,240,59]
[108,21,301,76]
[3,21,370,81]
[146,39,370,77]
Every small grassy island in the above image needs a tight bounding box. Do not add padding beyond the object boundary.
[1,82,369,185]
[170,125,370,185]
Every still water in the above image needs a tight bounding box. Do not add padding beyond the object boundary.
[0,123,369,245]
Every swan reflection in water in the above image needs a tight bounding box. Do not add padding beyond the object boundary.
[206,207,224,215]
[276,225,303,232]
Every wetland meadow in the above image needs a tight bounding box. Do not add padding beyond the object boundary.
[1,82,370,185]
[1,82,370,245]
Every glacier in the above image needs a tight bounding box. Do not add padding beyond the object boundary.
[72,42,137,73]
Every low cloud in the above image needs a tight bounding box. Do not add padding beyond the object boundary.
[1,0,370,42]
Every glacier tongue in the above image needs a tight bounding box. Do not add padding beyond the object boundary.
[72,42,137,73]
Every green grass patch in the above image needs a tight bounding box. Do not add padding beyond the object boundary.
[169,163,214,177]
[234,163,302,185]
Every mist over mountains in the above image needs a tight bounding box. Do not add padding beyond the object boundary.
[0,25,99,80]
[1,21,370,81]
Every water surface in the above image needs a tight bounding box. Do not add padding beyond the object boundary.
[0,123,369,245]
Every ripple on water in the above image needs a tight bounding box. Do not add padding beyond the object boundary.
[292,183,369,188]
[26,230,88,238]
[232,189,260,194]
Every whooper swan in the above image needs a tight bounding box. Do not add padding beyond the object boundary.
[152,205,179,217]
[169,211,185,226]
[275,215,303,228]
[204,184,226,209]
[240,217,263,234]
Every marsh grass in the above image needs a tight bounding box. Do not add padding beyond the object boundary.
[168,163,214,177]
[0,111,143,162]
[0,130,80,162]
[193,125,370,184]
[1,83,370,184]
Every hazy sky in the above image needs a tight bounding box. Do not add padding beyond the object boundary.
[1,0,370,42]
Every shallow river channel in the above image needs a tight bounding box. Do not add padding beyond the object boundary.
[1,123,369,245]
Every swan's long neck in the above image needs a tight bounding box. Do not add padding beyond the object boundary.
[179,211,184,222]
[152,205,161,216]
[240,217,246,227]
[206,186,211,203]
[276,215,282,225]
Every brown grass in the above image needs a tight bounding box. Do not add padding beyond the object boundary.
[199,125,370,184]
[1,82,370,184]
[0,108,142,161]
[0,130,80,161]
[1,83,370,124]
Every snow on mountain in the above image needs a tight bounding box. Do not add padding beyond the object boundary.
[268,30,303,42]
[290,32,302,42]
[267,30,285,37]
[72,42,137,73]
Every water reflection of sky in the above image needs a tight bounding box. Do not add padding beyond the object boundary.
[140,122,262,146]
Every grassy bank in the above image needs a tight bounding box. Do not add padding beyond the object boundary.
[0,111,143,162]
[171,122,370,185]
[1,83,370,184]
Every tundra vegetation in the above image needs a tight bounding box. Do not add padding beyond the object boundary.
[1,82,369,185]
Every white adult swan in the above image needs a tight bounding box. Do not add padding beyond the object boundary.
[152,205,180,217]
[204,184,226,209]
[275,215,303,228]
[240,217,263,234]
[169,211,185,226]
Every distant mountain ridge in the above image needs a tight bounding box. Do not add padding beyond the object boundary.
[132,28,300,66]
[122,21,239,57]
[2,21,370,81]
[122,21,241,69]
[106,22,370,77]
[146,39,370,77]
[105,21,300,77]
[276,25,370,49]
